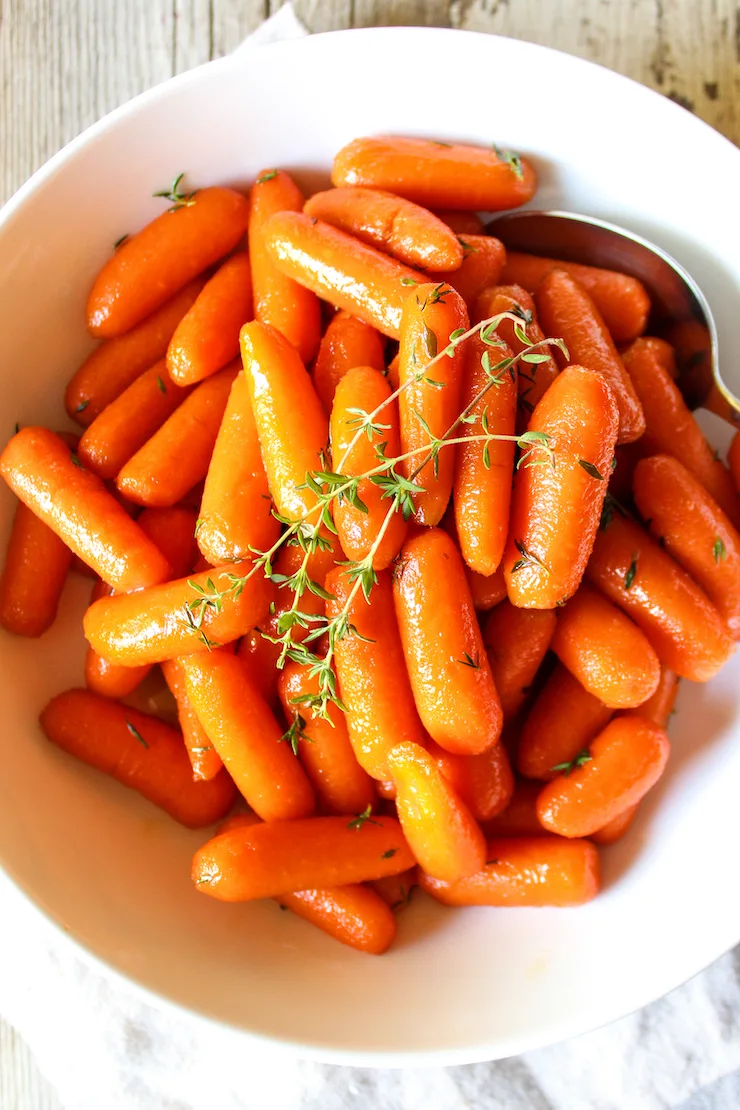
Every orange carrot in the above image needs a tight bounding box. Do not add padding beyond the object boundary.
[166,252,253,385]
[196,373,279,565]
[483,602,557,719]
[624,666,679,728]
[425,736,514,823]
[83,577,152,699]
[116,364,236,508]
[264,212,422,338]
[192,815,414,901]
[667,319,739,425]
[136,506,198,579]
[332,137,537,211]
[370,869,418,911]
[312,310,386,415]
[87,187,249,337]
[237,628,281,705]
[0,502,72,636]
[330,365,407,568]
[591,804,640,846]
[467,565,507,611]
[248,169,322,364]
[480,779,543,837]
[161,657,223,782]
[393,528,502,754]
[278,885,397,954]
[537,716,670,838]
[0,427,171,591]
[40,689,235,827]
[586,511,734,681]
[432,210,485,235]
[65,280,204,426]
[517,663,613,780]
[304,187,463,272]
[420,836,600,907]
[503,366,619,608]
[433,235,506,306]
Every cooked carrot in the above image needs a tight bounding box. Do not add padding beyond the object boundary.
[65,280,204,426]
[370,869,418,911]
[240,320,328,521]
[552,584,661,708]
[425,736,514,823]
[393,528,502,754]
[116,364,236,508]
[420,836,600,907]
[161,658,223,782]
[332,136,537,211]
[517,663,613,780]
[84,577,152,698]
[197,373,279,565]
[432,210,484,235]
[330,365,407,568]
[77,359,192,480]
[0,502,72,636]
[467,565,507,611]
[483,602,557,719]
[387,741,486,881]
[312,311,386,415]
[375,780,397,801]
[536,269,645,443]
[503,366,619,608]
[87,187,249,337]
[181,650,314,821]
[730,431,740,493]
[264,212,422,338]
[136,506,198,579]
[166,252,253,385]
[501,252,650,343]
[192,814,414,901]
[277,661,375,816]
[325,568,426,779]
[83,559,272,665]
[624,666,679,729]
[586,511,733,681]
[453,334,516,574]
[398,283,468,525]
[237,628,281,705]
[0,427,171,591]
[434,236,506,306]
[248,169,322,365]
[633,454,740,639]
[40,689,235,827]
[278,885,397,954]
[622,338,739,524]
[480,779,543,837]
[304,187,463,272]
[667,319,740,425]
[537,715,670,838]
[591,804,640,845]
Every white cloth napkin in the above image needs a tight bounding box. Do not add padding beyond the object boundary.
[3,8,740,1108]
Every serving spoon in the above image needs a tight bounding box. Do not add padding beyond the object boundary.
[489,210,740,427]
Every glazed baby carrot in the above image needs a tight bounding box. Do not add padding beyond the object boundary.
[196,373,279,565]
[370,869,418,911]
[398,282,468,525]
[633,455,740,638]
[0,427,171,591]
[503,366,619,608]
[453,333,516,574]
[590,804,639,846]
[83,577,152,699]
[425,736,514,823]
[40,689,235,827]
[432,210,484,235]
[420,837,600,907]
[586,512,733,681]
[264,212,422,338]
[551,584,661,708]
[501,252,650,343]
[393,528,502,754]
[87,186,249,337]
[537,715,670,838]
[161,658,223,781]
[332,136,537,211]
[304,187,463,272]
[480,779,543,837]
[536,269,645,443]
[137,506,198,579]
[467,564,507,611]
[278,885,397,955]
[237,629,281,705]
[192,815,414,901]
[65,280,204,426]
[278,661,376,816]
[312,310,385,415]
[434,235,506,306]
[83,559,273,665]
[77,359,192,479]
[0,502,72,637]
[730,431,740,493]
[166,252,253,385]
[621,337,739,524]
[624,666,679,728]
[330,365,407,568]
[517,663,613,780]
[387,741,486,881]
[240,321,328,521]
[482,602,557,719]
[325,568,426,779]
[667,320,740,425]
[248,169,322,364]
[116,364,236,507]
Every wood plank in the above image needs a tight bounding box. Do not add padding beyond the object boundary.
[352,0,451,26]
[0,1022,62,1110]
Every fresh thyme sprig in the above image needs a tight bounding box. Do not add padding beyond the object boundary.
[153,172,197,212]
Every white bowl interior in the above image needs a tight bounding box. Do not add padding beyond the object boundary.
[1,29,739,1064]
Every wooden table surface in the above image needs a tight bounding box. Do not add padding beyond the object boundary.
[0,0,738,1106]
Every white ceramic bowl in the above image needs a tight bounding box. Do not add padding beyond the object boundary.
[1,28,739,1066]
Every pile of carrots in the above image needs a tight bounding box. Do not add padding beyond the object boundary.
[1,135,739,956]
